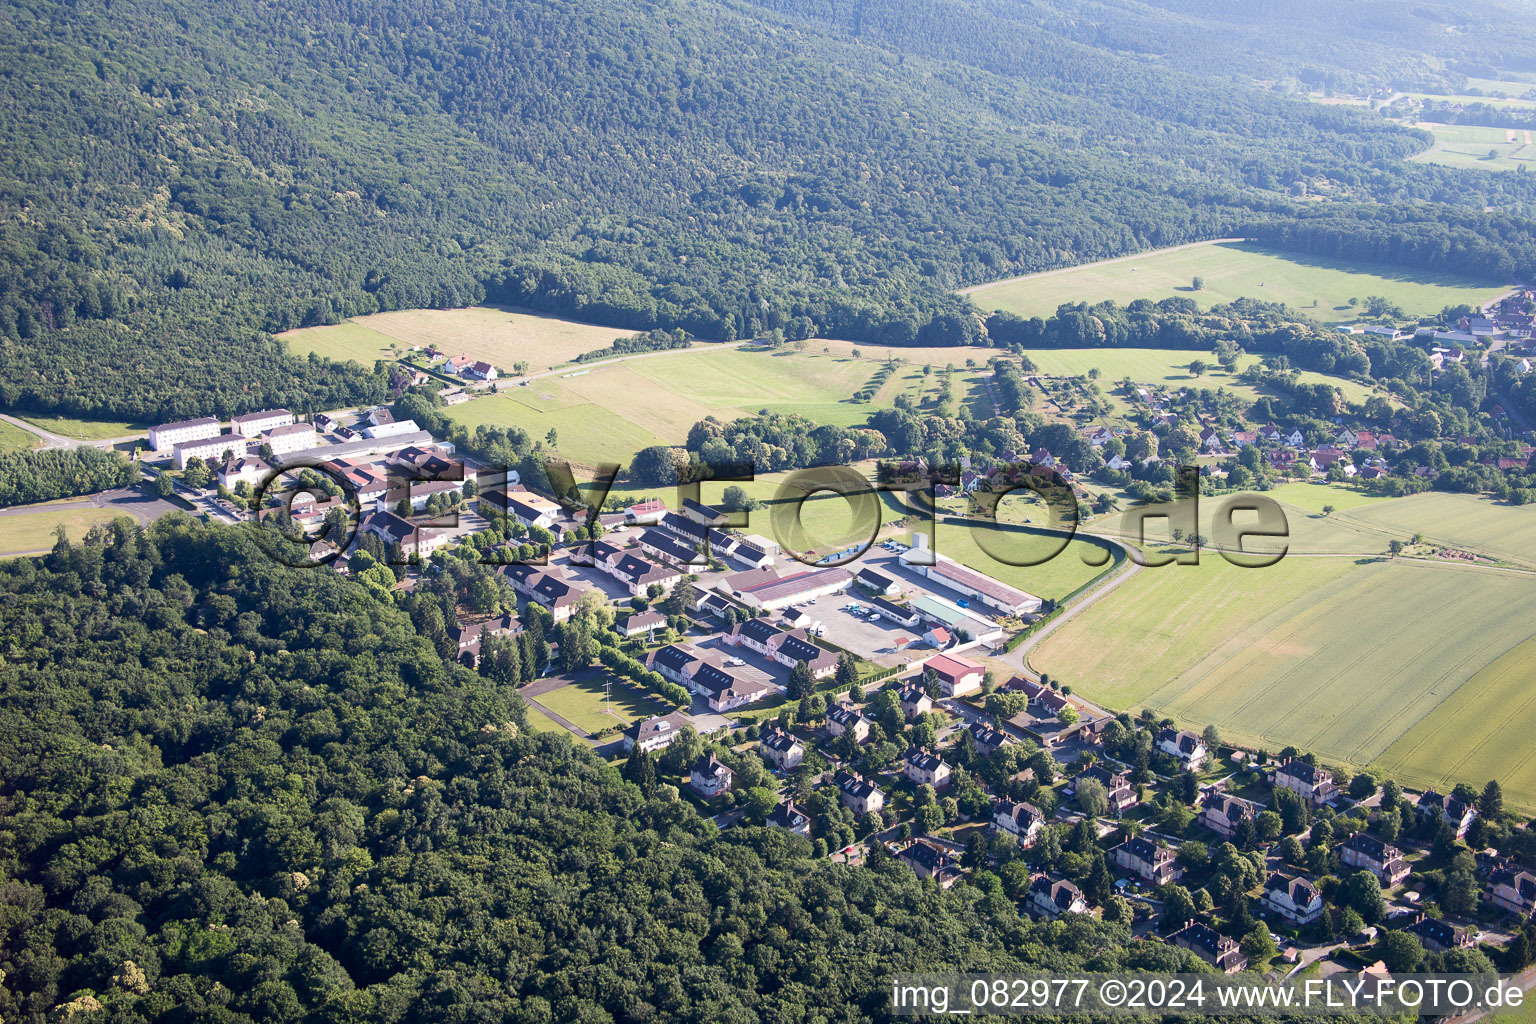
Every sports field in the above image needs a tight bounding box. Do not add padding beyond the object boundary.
[0,419,40,452]
[0,505,129,555]
[1410,123,1536,173]
[1026,348,1378,405]
[533,674,672,733]
[964,242,1509,324]
[280,306,629,372]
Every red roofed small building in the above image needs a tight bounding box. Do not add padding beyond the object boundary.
[923,652,985,698]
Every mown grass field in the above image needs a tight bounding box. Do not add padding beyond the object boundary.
[1029,348,1379,405]
[0,419,40,452]
[964,242,1508,325]
[0,506,129,555]
[1410,122,1536,173]
[520,704,566,734]
[932,521,1113,603]
[280,306,628,371]
[534,675,671,733]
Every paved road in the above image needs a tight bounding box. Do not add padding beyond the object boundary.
[956,238,1251,296]
[994,543,1141,680]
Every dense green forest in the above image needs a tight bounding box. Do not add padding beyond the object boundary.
[0,519,1227,1022]
[3,0,1536,423]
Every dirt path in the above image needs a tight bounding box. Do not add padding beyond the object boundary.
[956,238,1251,296]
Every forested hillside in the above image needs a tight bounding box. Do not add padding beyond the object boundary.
[3,0,1536,423]
[0,519,1218,1021]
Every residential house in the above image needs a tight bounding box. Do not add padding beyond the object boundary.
[968,721,1013,757]
[1069,763,1137,812]
[499,564,583,622]
[1262,873,1325,926]
[923,652,985,698]
[759,727,804,771]
[365,510,449,560]
[643,643,701,686]
[1339,832,1410,886]
[1418,790,1477,839]
[1274,758,1336,805]
[637,528,704,567]
[767,799,812,836]
[623,711,691,754]
[604,550,683,597]
[992,800,1044,846]
[1156,728,1208,770]
[904,747,952,790]
[833,770,885,815]
[1168,921,1248,973]
[1029,875,1089,917]
[466,360,498,381]
[1488,866,1536,917]
[1405,914,1474,953]
[896,682,935,720]
[690,662,777,712]
[1110,837,1182,885]
[1200,793,1257,839]
[688,753,732,799]
[826,704,873,744]
[722,620,839,678]
[1285,428,1305,446]
[898,839,963,888]
[217,455,273,490]
[446,613,519,666]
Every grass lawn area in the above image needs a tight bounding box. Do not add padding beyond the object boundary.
[533,674,672,733]
[0,505,130,555]
[520,704,567,734]
[281,306,630,372]
[447,392,667,466]
[0,419,40,452]
[1033,551,1536,807]
[17,414,144,441]
[1090,489,1395,557]
[964,242,1509,326]
[1410,122,1536,173]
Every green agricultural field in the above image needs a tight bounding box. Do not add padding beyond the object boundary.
[0,505,130,556]
[1026,348,1379,405]
[932,521,1113,603]
[1090,489,1395,558]
[280,306,629,372]
[964,241,1508,325]
[1261,481,1395,515]
[1032,554,1536,796]
[17,414,144,441]
[0,419,40,452]
[450,392,667,465]
[1339,491,1536,569]
[533,675,672,733]
[1410,122,1536,172]
[1378,634,1536,809]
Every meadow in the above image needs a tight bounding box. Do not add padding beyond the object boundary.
[280,306,629,372]
[1338,490,1536,569]
[16,414,144,442]
[963,242,1509,324]
[446,345,983,465]
[0,419,40,452]
[0,505,130,556]
[1029,348,1379,405]
[1410,122,1536,173]
[533,674,672,733]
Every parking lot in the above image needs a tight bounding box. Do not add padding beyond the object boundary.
[786,594,924,667]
